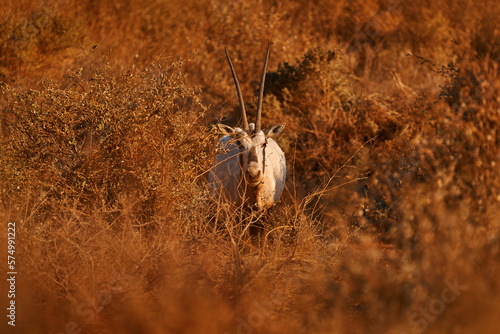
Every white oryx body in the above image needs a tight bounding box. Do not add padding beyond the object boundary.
[209,45,286,211]
[209,125,286,210]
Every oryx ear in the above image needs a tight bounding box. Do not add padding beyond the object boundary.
[264,124,285,138]
[217,123,236,136]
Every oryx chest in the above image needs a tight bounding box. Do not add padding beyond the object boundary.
[238,138,284,210]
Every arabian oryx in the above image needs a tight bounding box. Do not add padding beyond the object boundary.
[209,44,286,211]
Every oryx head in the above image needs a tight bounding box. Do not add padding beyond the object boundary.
[218,44,285,188]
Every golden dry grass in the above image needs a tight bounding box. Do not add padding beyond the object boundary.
[1,0,500,333]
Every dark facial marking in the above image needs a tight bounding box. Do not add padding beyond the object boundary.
[248,146,259,163]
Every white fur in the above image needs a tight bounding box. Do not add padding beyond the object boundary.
[208,135,242,203]
[210,44,285,210]
[209,125,286,210]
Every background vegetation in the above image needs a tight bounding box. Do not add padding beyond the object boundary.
[1,0,500,333]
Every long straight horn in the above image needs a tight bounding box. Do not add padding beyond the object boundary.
[225,48,249,132]
[255,43,270,133]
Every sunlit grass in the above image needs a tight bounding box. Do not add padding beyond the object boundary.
[1,1,500,333]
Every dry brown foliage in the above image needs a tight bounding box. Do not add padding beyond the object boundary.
[1,0,500,333]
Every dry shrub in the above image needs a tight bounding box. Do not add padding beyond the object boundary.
[1,58,211,223]
[0,1,84,84]
[1,1,500,334]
